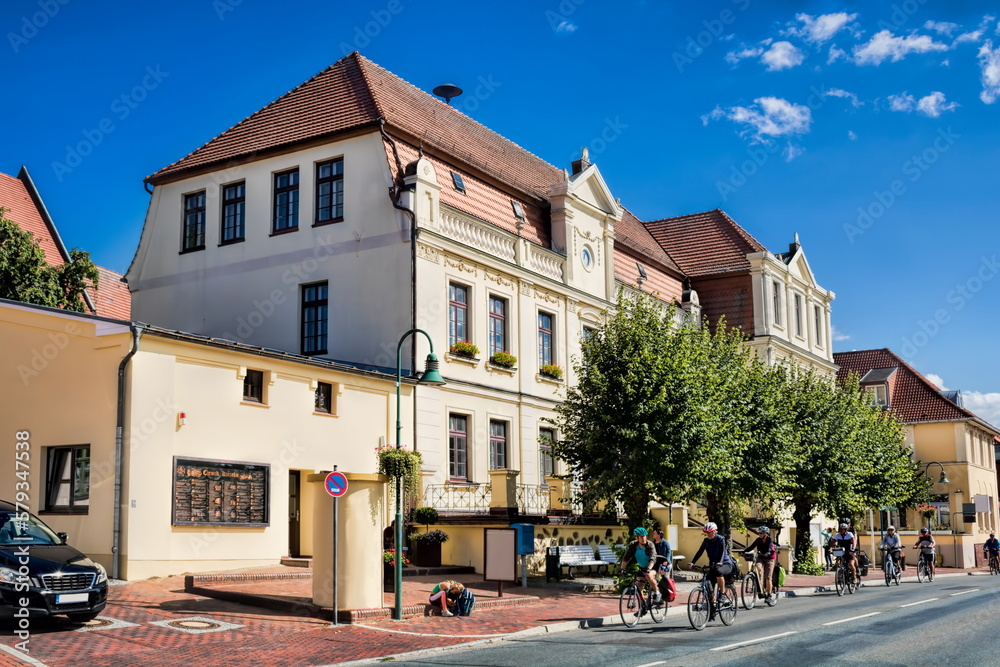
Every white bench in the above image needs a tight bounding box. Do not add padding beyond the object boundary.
[552,545,605,579]
[597,544,619,572]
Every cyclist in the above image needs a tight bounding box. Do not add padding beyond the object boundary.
[689,522,735,604]
[879,525,904,572]
[984,532,1000,568]
[913,528,936,577]
[743,526,777,597]
[620,527,661,603]
[829,523,859,584]
[841,517,860,553]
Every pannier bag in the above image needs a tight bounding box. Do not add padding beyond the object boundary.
[454,588,476,616]
[776,564,786,587]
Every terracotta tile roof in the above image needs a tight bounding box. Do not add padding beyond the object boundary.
[691,274,755,334]
[834,349,999,432]
[614,247,683,302]
[643,209,767,277]
[147,53,564,204]
[615,208,682,276]
[91,266,132,320]
[0,170,67,265]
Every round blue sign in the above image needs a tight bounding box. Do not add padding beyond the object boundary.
[324,471,348,497]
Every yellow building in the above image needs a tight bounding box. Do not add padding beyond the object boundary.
[836,348,1000,567]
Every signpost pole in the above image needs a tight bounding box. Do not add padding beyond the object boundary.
[333,465,339,627]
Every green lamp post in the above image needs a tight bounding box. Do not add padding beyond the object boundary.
[394,328,445,620]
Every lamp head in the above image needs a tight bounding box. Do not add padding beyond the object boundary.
[418,353,446,386]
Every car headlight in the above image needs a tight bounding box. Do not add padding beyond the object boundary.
[94,563,107,585]
[0,565,28,586]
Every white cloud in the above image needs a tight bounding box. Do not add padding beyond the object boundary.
[979,41,1000,103]
[924,20,959,37]
[953,30,983,45]
[962,390,1000,428]
[916,91,959,117]
[828,44,847,63]
[762,41,805,70]
[925,373,948,390]
[888,92,916,112]
[826,88,862,107]
[783,144,805,161]
[848,130,858,140]
[555,21,577,33]
[725,45,766,65]
[704,97,813,142]
[942,58,950,67]
[854,30,949,65]
[831,326,850,342]
[785,12,857,44]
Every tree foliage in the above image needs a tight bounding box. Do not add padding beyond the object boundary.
[0,209,99,312]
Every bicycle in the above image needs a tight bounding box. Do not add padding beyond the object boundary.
[881,547,901,587]
[687,564,737,630]
[740,552,781,609]
[986,552,1000,576]
[619,569,665,628]
[831,546,858,596]
[914,548,935,583]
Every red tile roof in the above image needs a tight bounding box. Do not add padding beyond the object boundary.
[0,170,67,265]
[691,274,755,334]
[643,209,767,277]
[834,349,999,432]
[616,208,682,276]
[91,266,132,320]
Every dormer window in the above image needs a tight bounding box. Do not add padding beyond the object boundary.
[865,384,888,407]
[511,200,525,220]
[859,367,897,408]
[451,171,466,194]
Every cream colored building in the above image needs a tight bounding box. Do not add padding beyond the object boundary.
[0,298,401,605]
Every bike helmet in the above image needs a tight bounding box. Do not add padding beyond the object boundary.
[757,526,770,534]
[839,523,848,530]
[702,522,718,534]
[919,528,928,534]
[632,526,648,537]
[991,532,996,537]
[886,525,895,531]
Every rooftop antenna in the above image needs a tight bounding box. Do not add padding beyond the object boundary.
[432,84,463,105]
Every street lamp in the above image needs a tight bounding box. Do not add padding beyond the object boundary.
[924,461,949,485]
[394,328,445,620]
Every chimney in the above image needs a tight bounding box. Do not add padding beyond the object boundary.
[571,147,591,175]
[788,232,801,254]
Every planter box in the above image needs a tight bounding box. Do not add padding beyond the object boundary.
[411,540,442,567]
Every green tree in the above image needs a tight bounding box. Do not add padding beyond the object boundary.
[0,209,98,312]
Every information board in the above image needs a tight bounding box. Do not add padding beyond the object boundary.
[483,528,517,583]
[172,457,269,526]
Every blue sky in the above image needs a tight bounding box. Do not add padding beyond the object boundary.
[2,0,998,422]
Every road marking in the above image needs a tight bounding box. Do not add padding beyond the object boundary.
[949,589,980,596]
[0,645,50,666]
[356,623,515,639]
[822,611,881,626]
[899,598,939,608]
[633,662,666,667]
[710,631,797,651]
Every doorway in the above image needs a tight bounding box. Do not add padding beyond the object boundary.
[288,470,301,557]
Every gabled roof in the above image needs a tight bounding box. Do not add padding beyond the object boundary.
[834,349,999,433]
[0,169,68,266]
[615,208,682,276]
[643,209,767,277]
[146,52,563,203]
[91,266,132,320]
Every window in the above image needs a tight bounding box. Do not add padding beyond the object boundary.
[581,326,596,342]
[315,158,344,224]
[221,181,245,244]
[315,381,332,414]
[448,283,468,345]
[489,420,507,470]
[772,282,781,325]
[488,296,507,356]
[539,428,556,479]
[451,171,466,194]
[45,446,89,512]
[794,294,803,337]
[273,168,299,232]
[814,305,823,346]
[538,312,554,366]
[182,191,206,252]
[301,282,329,355]
[244,369,264,403]
[449,414,468,480]
[865,385,888,407]
[511,200,525,220]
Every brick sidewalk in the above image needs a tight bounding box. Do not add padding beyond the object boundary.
[0,564,987,667]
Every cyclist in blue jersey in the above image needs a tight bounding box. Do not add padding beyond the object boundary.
[690,522,735,604]
[984,532,999,558]
[620,527,661,603]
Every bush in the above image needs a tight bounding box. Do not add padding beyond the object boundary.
[540,363,563,379]
[449,340,479,357]
[793,558,825,576]
[413,506,439,527]
[490,351,517,368]
[413,529,449,544]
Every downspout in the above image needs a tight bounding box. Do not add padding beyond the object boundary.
[113,324,142,580]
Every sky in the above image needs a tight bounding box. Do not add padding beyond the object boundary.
[2,0,998,424]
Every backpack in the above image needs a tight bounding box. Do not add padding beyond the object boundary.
[658,576,678,602]
[454,588,476,617]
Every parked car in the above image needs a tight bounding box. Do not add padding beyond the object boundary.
[0,500,108,622]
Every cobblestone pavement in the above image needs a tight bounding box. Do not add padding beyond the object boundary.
[0,564,986,667]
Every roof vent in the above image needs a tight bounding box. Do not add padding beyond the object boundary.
[432,84,463,105]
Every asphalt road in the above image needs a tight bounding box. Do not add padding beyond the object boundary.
[370,573,1000,666]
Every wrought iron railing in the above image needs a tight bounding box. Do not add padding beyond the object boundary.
[422,483,492,515]
[515,484,550,515]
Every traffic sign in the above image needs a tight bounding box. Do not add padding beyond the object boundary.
[324,471,348,497]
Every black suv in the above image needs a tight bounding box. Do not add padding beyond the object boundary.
[0,500,108,622]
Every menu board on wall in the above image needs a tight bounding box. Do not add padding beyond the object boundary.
[172,457,269,526]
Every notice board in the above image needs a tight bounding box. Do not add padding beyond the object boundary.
[172,457,269,526]
[483,528,517,582]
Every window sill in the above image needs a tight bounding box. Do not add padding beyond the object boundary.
[312,411,338,418]
[240,400,270,408]
[179,246,205,255]
[219,238,246,246]
[39,509,89,516]
[486,362,516,376]
[270,227,299,237]
[313,217,344,227]
[446,353,480,367]
[536,373,563,385]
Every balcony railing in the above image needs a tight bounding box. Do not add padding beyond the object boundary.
[422,483,492,515]
[515,484,550,515]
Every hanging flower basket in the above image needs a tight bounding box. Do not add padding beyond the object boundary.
[376,445,422,505]
[916,505,936,520]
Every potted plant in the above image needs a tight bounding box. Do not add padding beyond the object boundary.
[413,506,439,530]
[382,548,409,584]
[917,505,937,521]
[411,529,449,567]
[449,340,479,358]
[490,351,517,368]
[540,363,563,380]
